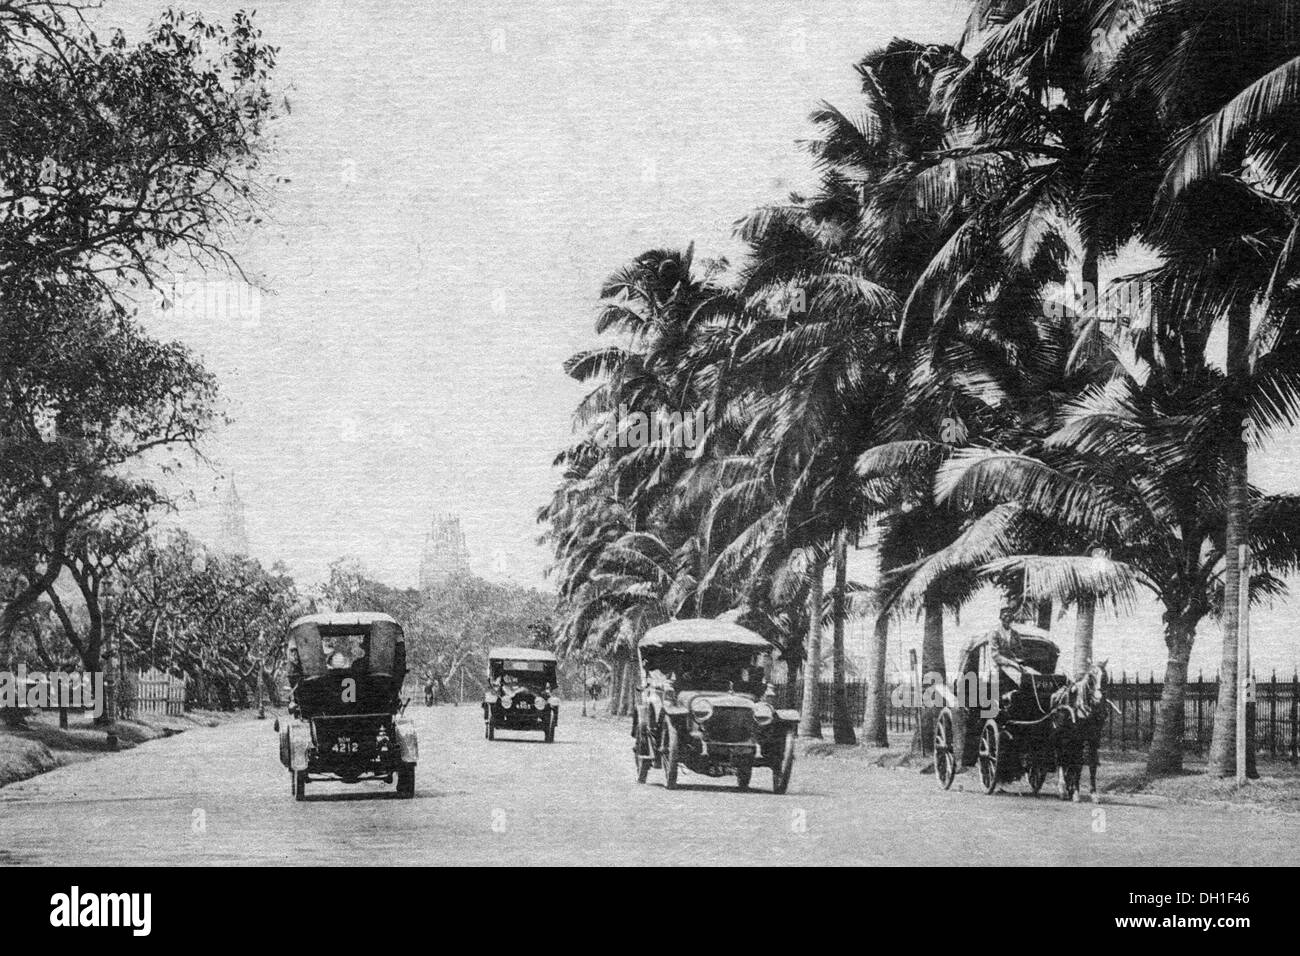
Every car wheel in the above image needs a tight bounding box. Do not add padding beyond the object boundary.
[735,757,752,791]
[772,731,795,794]
[293,770,307,802]
[661,720,680,790]
[544,713,555,743]
[396,763,416,798]
[634,725,652,784]
[485,721,495,741]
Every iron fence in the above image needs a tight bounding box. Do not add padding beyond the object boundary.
[773,671,1300,760]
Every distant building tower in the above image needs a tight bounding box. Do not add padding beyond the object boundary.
[216,480,250,555]
[419,514,470,589]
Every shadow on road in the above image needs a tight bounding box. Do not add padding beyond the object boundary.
[296,790,436,803]
[484,736,576,746]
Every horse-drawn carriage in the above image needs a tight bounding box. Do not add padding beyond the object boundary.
[934,625,1070,797]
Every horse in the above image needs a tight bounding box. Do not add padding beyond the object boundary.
[1048,661,1111,801]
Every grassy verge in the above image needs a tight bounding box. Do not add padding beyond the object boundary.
[799,737,1300,812]
[0,708,255,789]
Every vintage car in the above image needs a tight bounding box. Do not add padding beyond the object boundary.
[632,619,799,793]
[483,647,560,742]
[278,611,419,800]
[933,623,1069,795]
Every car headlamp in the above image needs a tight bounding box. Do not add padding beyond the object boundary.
[690,696,714,723]
[500,695,513,709]
[753,702,775,726]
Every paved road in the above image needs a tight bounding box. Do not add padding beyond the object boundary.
[1,704,1297,865]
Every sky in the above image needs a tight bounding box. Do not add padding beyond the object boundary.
[96,0,1300,676]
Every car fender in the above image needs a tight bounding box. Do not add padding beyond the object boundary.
[286,720,311,771]
[633,701,654,737]
[394,718,419,764]
[661,704,688,727]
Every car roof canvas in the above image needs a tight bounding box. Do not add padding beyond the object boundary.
[488,646,557,662]
[639,618,772,651]
[289,611,399,629]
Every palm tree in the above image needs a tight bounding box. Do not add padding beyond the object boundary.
[918,341,1300,774]
[1103,0,1300,774]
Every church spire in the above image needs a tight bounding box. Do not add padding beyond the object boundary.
[217,478,250,555]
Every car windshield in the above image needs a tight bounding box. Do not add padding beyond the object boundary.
[493,660,554,688]
[647,651,765,693]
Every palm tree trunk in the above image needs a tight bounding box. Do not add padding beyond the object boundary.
[1209,301,1251,776]
[798,555,825,739]
[917,593,945,755]
[620,657,638,716]
[830,532,856,744]
[607,651,624,716]
[1148,613,1195,775]
[1073,595,1095,678]
[862,611,889,746]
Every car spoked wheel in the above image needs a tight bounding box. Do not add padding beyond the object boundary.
[772,730,795,794]
[977,720,1000,795]
[634,726,652,784]
[934,710,956,791]
[660,720,680,790]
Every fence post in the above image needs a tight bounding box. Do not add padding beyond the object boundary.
[1270,669,1278,759]
[1195,670,1204,754]
[1291,672,1298,765]
[1120,673,1128,751]
[1147,673,1155,745]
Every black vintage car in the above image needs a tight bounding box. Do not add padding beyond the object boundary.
[278,612,419,800]
[933,624,1069,795]
[483,647,560,742]
[632,619,798,793]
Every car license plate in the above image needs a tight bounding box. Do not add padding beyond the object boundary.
[332,737,358,753]
[517,700,531,710]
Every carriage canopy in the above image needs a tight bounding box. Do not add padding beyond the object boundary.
[955,625,1061,680]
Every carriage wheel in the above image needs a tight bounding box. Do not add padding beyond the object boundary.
[977,720,1000,795]
[934,710,957,791]
[1027,763,1047,794]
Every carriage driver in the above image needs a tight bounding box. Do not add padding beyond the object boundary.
[991,604,1025,663]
